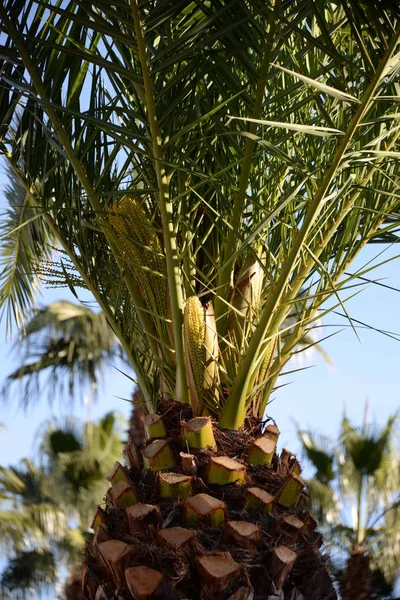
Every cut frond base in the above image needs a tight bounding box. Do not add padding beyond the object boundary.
[83,401,336,600]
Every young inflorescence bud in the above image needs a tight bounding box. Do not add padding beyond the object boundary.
[184,296,205,413]
[103,196,167,318]
[258,336,276,386]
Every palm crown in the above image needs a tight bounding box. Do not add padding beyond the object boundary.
[2,296,122,407]
[1,1,400,429]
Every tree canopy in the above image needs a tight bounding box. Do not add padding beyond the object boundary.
[0,1,400,428]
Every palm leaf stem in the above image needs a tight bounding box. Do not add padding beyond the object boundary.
[3,153,153,407]
[0,5,160,361]
[220,26,400,429]
[178,169,195,299]
[215,0,281,322]
[269,134,400,351]
[367,498,400,533]
[129,0,188,404]
[259,177,400,415]
[260,294,353,406]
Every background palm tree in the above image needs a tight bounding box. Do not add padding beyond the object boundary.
[298,408,400,600]
[2,296,124,408]
[0,413,124,599]
[1,0,400,598]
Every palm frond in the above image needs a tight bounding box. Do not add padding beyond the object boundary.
[0,0,399,424]
[37,411,124,525]
[298,408,400,593]
[298,430,335,483]
[0,410,123,596]
[371,502,400,585]
[0,165,55,334]
[0,459,69,553]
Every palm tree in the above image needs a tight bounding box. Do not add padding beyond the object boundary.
[298,409,400,600]
[1,1,400,598]
[2,297,123,408]
[0,412,124,599]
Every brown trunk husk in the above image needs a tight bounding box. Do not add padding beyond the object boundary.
[341,549,373,600]
[83,401,337,600]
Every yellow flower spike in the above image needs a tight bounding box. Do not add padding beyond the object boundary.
[183,296,205,414]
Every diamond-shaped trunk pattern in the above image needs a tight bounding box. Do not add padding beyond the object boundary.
[83,401,336,600]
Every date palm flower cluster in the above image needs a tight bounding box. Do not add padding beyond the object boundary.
[1,0,400,598]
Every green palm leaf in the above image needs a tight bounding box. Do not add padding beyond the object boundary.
[0,165,55,333]
[0,0,399,425]
[0,550,57,600]
[0,412,124,597]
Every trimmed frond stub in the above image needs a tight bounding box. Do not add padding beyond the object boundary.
[206,456,246,485]
[277,515,305,545]
[184,493,227,528]
[246,487,275,513]
[97,541,136,588]
[107,462,129,486]
[181,416,216,450]
[108,481,139,508]
[125,565,166,600]
[265,424,280,441]
[123,439,142,470]
[90,506,106,533]
[223,520,262,551]
[92,525,110,548]
[159,472,192,499]
[141,440,175,471]
[180,452,197,475]
[196,552,242,593]
[248,436,277,466]
[126,503,162,534]
[157,526,197,550]
[144,413,166,440]
[269,545,298,589]
[276,474,306,507]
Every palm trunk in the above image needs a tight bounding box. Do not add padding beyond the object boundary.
[341,549,373,600]
[63,571,86,600]
[82,400,337,600]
